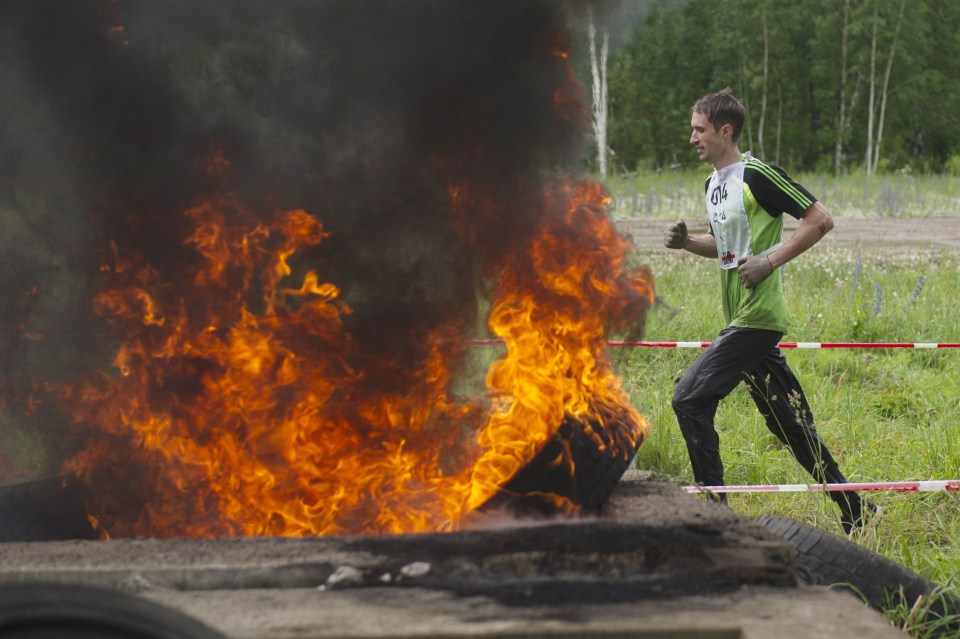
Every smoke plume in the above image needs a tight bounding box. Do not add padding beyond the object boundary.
[0,0,650,535]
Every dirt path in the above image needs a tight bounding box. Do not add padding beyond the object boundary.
[616,216,960,257]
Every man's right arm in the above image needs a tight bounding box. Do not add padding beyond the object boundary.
[664,220,718,258]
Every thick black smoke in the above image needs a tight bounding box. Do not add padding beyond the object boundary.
[0,1,612,469]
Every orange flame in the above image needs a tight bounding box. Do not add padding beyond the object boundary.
[465,176,652,510]
[53,27,653,537]
[55,164,652,538]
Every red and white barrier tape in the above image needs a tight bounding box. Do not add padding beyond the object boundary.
[685,480,960,494]
[469,339,960,349]
[610,341,960,349]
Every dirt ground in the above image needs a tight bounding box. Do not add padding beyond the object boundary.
[617,216,960,257]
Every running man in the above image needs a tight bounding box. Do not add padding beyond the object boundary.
[664,88,877,535]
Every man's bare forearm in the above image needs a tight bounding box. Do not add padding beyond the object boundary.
[684,233,718,258]
[767,201,833,269]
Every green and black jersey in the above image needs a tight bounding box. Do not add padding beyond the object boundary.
[703,153,816,333]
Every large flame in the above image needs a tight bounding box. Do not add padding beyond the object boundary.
[466,176,652,512]
[13,5,658,538]
[55,164,652,538]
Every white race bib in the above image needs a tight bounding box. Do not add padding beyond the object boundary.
[706,164,749,270]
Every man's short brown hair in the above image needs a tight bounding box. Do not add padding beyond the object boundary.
[692,88,746,143]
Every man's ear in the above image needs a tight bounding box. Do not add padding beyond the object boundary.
[720,123,733,140]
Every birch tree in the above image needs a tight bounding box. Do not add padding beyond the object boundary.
[864,2,878,175]
[871,0,906,172]
[588,7,609,179]
[756,16,769,160]
[833,0,853,175]
[864,0,906,175]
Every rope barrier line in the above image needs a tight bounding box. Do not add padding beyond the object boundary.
[685,480,960,494]
[468,339,960,349]
[470,341,958,498]
[610,341,960,349]
[466,337,959,497]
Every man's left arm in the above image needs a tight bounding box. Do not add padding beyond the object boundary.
[767,201,833,269]
[736,201,834,288]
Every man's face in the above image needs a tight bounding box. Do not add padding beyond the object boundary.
[689,111,727,165]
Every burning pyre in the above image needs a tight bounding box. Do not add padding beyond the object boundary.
[0,0,653,538]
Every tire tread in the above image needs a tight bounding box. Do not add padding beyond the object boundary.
[758,514,959,621]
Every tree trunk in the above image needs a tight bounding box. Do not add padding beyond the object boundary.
[588,10,609,179]
[872,0,907,172]
[865,1,878,176]
[757,17,769,160]
[775,83,782,165]
[740,58,753,154]
[834,0,850,176]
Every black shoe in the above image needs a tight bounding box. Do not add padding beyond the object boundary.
[700,490,728,506]
[841,499,882,536]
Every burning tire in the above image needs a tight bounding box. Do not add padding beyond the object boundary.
[0,583,228,639]
[758,515,960,629]
[480,413,641,518]
[0,474,98,542]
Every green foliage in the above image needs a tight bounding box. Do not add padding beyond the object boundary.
[620,239,960,594]
[882,588,960,639]
[599,0,960,175]
[946,155,960,177]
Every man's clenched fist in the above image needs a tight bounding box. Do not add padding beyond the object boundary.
[736,254,773,288]
[664,220,689,249]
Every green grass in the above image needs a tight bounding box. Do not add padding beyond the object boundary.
[617,237,960,632]
[883,589,960,638]
[604,169,960,219]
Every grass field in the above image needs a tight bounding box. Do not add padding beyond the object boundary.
[610,170,960,635]
[604,169,960,219]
